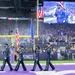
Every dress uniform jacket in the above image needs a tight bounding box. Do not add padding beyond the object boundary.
[14,48,27,71]
[0,45,13,71]
[44,47,55,71]
[31,47,43,71]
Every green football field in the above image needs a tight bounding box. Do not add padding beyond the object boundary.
[24,60,75,64]
[0,60,75,64]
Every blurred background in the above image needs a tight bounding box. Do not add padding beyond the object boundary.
[0,0,75,62]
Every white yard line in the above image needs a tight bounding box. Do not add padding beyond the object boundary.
[0,63,75,66]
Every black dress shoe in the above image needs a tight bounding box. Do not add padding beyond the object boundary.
[44,69,48,71]
[52,68,55,71]
[14,69,18,71]
[10,69,13,71]
[23,69,27,71]
[31,69,34,71]
[0,69,3,71]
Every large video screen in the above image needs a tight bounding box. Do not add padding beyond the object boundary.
[44,1,75,24]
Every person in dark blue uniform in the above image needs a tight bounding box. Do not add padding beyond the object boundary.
[0,43,13,71]
[14,45,27,71]
[44,43,55,71]
[31,46,43,71]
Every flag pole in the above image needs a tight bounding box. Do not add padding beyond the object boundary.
[32,0,39,52]
[36,0,39,37]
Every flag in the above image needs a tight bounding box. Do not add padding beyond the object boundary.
[58,1,64,10]
[16,28,20,48]
[30,19,34,41]
[37,6,44,18]
[30,19,36,51]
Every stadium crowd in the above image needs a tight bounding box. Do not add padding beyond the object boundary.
[0,20,75,60]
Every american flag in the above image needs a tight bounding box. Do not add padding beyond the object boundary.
[16,28,20,48]
[37,6,44,18]
[58,1,64,10]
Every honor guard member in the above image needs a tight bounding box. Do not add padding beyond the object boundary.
[31,46,43,71]
[0,43,13,71]
[44,43,55,71]
[14,45,27,71]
